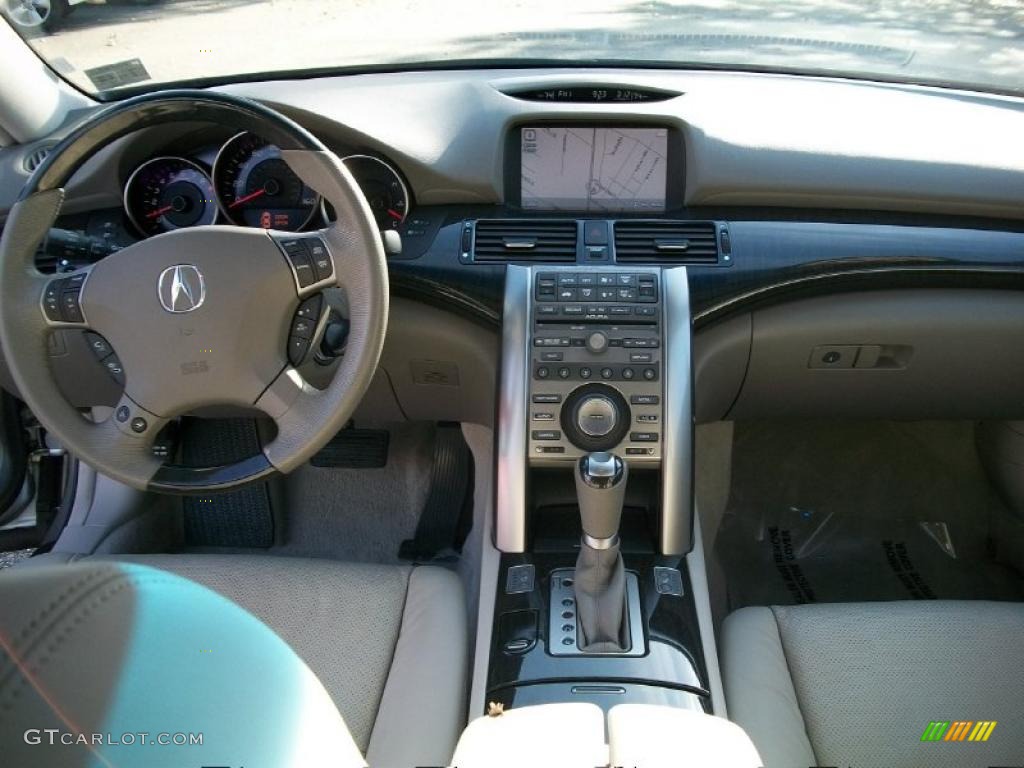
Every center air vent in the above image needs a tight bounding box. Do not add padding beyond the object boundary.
[614,220,720,264]
[472,220,577,263]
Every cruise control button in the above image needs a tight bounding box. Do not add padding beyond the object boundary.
[84,332,113,359]
[102,355,125,385]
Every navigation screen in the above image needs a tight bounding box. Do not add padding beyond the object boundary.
[520,126,668,212]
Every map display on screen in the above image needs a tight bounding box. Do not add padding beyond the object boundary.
[520,126,667,212]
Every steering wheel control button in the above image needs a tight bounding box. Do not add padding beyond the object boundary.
[296,294,323,320]
[42,279,64,321]
[115,406,130,423]
[84,332,113,359]
[102,356,126,385]
[130,417,148,434]
[286,293,326,366]
[278,238,316,288]
[291,317,315,339]
[288,335,313,366]
[306,239,333,281]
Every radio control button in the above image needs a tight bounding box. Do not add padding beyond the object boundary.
[600,367,613,380]
[532,430,561,441]
[622,367,635,380]
[586,331,609,354]
[579,367,592,379]
[642,367,658,380]
[533,394,562,403]
[536,367,550,379]
[630,394,660,405]
[557,367,571,379]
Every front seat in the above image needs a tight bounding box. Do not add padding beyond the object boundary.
[722,601,1024,768]
[0,554,467,768]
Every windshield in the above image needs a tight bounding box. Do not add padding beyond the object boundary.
[5,0,1024,97]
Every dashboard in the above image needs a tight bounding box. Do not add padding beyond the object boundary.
[2,67,1024,426]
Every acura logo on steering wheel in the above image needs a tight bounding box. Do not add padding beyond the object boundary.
[158,264,206,313]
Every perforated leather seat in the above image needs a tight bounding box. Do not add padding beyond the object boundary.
[0,554,468,768]
[721,601,1024,768]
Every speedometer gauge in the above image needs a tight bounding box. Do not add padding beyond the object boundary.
[213,132,319,231]
[124,157,218,237]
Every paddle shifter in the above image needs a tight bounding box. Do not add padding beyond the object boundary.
[573,451,628,652]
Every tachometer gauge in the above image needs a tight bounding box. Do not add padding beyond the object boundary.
[124,157,218,237]
[213,132,319,231]
[322,155,411,230]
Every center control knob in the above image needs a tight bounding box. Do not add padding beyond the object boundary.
[561,383,630,452]
[586,331,609,354]
[576,395,618,437]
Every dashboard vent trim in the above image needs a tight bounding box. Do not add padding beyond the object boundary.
[614,220,720,264]
[472,219,577,263]
[23,144,54,174]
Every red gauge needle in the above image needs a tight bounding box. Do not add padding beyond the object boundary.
[147,205,174,219]
[229,188,267,209]
[387,208,403,221]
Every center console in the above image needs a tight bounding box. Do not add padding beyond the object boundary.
[487,261,708,716]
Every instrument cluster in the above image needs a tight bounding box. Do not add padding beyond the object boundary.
[122,132,412,237]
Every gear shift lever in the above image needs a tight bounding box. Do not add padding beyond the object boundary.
[574,452,628,652]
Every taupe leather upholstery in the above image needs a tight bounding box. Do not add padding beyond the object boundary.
[722,601,1024,768]
[2,555,468,768]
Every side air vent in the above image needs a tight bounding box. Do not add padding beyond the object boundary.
[614,220,720,264]
[23,144,54,174]
[472,220,577,263]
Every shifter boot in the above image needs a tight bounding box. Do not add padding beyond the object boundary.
[574,541,628,652]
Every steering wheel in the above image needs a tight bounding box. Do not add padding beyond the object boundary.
[0,91,388,493]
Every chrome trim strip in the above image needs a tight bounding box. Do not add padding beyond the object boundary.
[661,266,694,555]
[582,533,620,550]
[495,264,531,552]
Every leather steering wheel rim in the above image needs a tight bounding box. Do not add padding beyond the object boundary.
[0,90,389,493]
